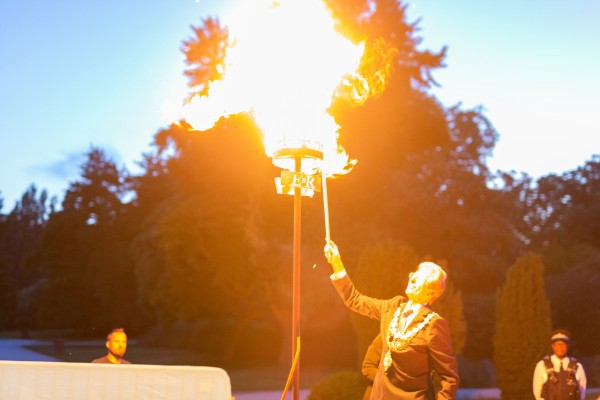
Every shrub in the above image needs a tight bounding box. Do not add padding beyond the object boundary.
[307,370,368,400]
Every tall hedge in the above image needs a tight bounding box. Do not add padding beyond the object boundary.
[493,252,551,399]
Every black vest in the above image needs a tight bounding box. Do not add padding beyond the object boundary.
[541,356,580,400]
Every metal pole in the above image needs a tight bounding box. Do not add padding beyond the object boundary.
[292,156,301,400]
[321,170,330,242]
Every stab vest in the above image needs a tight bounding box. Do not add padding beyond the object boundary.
[541,356,580,400]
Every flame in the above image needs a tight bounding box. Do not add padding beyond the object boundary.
[179,0,380,175]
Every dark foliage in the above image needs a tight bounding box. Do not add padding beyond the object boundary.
[307,370,368,400]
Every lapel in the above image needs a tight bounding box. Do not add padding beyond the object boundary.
[405,304,433,330]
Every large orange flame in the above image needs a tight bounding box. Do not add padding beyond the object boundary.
[178,0,384,176]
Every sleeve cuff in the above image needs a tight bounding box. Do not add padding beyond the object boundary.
[330,269,347,280]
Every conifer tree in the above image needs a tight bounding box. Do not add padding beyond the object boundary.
[433,279,466,355]
[493,252,551,400]
[352,242,419,357]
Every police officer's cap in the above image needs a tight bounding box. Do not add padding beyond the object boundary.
[550,329,571,343]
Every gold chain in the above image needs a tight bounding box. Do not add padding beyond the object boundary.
[383,307,436,371]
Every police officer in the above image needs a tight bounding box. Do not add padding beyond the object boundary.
[533,329,586,400]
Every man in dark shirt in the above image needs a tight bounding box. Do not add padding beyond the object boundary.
[91,328,131,364]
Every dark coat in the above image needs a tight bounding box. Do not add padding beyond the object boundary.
[332,275,459,400]
[362,334,383,400]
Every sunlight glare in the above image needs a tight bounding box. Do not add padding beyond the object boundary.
[179,0,368,175]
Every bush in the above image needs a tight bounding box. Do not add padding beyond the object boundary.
[307,370,368,400]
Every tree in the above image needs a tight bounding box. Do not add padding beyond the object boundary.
[545,261,600,356]
[350,242,419,359]
[130,196,221,324]
[529,156,600,272]
[322,5,525,299]
[325,0,446,90]
[493,253,551,400]
[0,185,53,330]
[181,17,229,100]
[27,147,140,333]
[4,185,52,284]
[433,279,466,356]
[0,220,17,330]
[62,146,125,224]
[174,0,520,365]
[520,156,600,355]
[129,118,301,363]
[329,102,524,359]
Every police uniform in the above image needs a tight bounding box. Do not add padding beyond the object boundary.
[532,332,586,400]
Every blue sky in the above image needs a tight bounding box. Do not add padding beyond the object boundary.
[1,0,598,211]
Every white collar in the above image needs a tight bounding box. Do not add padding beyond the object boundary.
[550,354,570,368]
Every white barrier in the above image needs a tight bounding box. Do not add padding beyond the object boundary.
[0,360,232,400]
